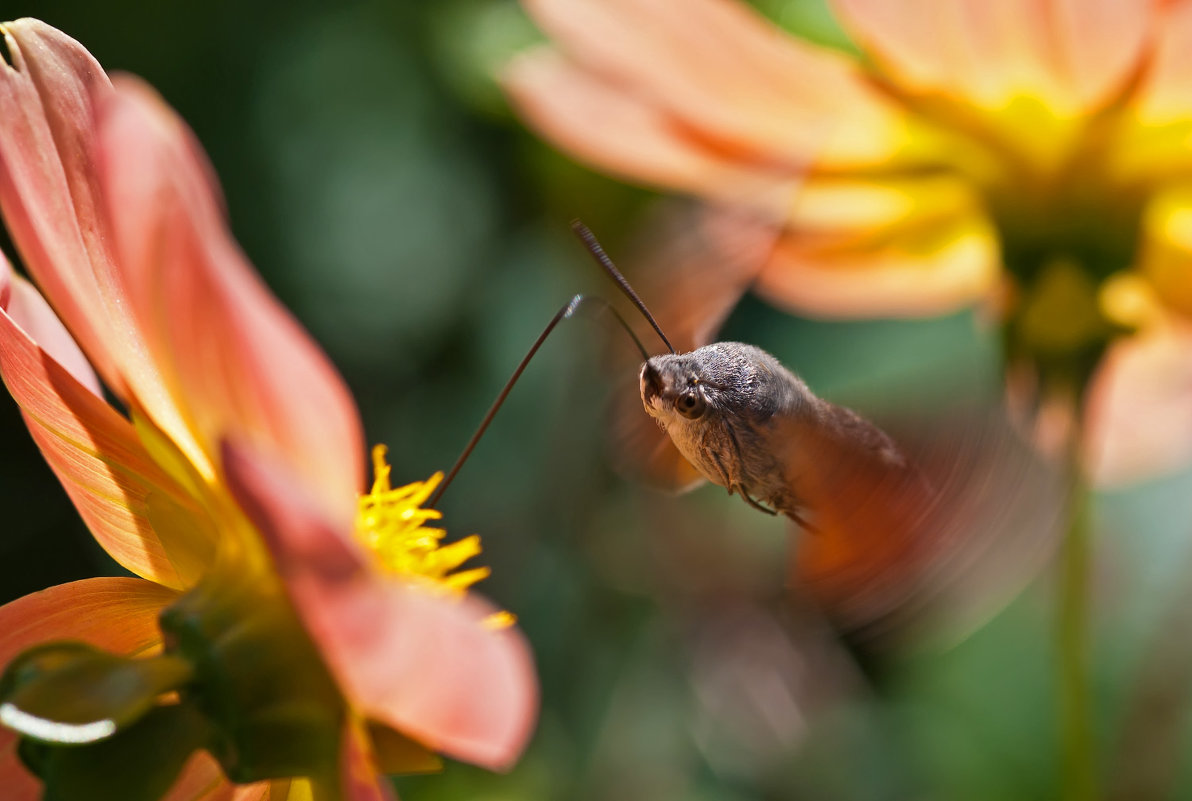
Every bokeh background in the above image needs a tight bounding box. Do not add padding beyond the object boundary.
[3,1,1192,799]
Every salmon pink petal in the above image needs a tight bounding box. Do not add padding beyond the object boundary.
[503,50,797,213]
[0,19,208,481]
[520,0,914,169]
[0,273,215,588]
[1084,321,1192,486]
[6,270,101,397]
[96,77,364,525]
[223,441,538,771]
[0,19,120,390]
[834,0,1153,113]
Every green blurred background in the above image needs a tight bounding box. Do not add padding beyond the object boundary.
[3,1,1192,799]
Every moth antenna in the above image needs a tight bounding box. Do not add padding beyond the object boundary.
[430,294,647,508]
[571,219,677,355]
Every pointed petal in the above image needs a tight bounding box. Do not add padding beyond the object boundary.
[755,177,999,316]
[1084,321,1192,486]
[6,269,101,396]
[834,0,1153,113]
[223,442,538,771]
[503,49,797,212]
[0,19,120,390]
[0,273,215,587]
[0,577,176,669]
[96,77,364,524]
[520,0,913,168]
[0,18,211,482]
[340,719,397,801]
[160,752,286,801]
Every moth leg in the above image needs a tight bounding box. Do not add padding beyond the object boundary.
[709,449,735,490]
[787,508,819,533]
[733,484,778,517]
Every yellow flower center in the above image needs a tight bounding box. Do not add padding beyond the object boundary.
[355,445,513,629]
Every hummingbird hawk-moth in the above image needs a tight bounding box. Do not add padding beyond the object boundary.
[436,214,1062,639]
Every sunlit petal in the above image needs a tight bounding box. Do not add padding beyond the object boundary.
[223,442,538,771]
[0,19,203,473]
[96,77,364,525]
[756,181,999,317]
[0,577,178,800]
[5,267,99,397]
[521,0,916,168]
[834,0,1152,113]
[503,49,797,214]
[0,274,215,587]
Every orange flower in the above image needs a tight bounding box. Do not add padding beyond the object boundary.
[504,0,1192,483]
[0,18,535,800]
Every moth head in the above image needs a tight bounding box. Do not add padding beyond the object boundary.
[640,343,790,429]
[640,356,709,426]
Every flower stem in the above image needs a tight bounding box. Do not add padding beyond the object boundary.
[1059,465,1095,801]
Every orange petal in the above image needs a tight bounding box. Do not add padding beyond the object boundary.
[0,576,177,673]
[834,0,1153,113]
[1084,320,1192,486]
[6,267,101,397]
[223,441,538,771]
[0,272,215,587]
[755,178,999,317]
[340,719,397,801]
[519,0,913,169]
[504,49,798,214]
[0,577,179,798]
[0,19,207,475]
[160,751,290,801]
[95,77,364,525]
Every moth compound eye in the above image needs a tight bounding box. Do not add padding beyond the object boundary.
[677,390,706,420]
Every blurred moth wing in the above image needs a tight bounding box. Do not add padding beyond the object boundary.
[605,204,780,493]
[788,407,1064,640]
[590,213,1063,641]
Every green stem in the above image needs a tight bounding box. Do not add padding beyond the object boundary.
[1059,466,1095,800]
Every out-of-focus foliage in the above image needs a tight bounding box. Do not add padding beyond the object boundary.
[3,1,1192,799]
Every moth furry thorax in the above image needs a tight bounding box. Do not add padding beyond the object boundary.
[639,342,913,522]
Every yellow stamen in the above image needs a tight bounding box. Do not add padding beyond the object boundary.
[355,445,513,628]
